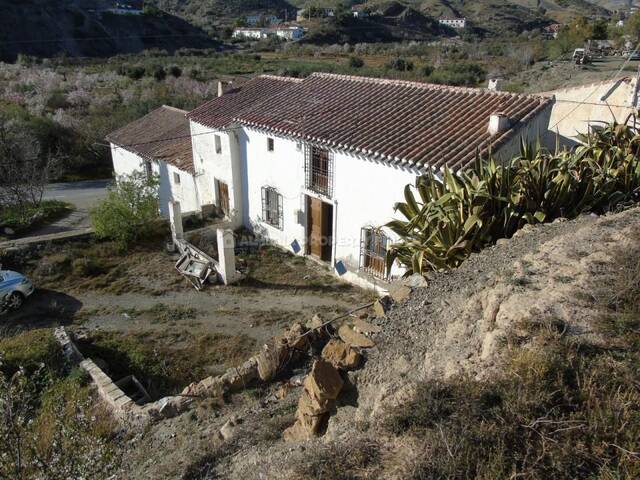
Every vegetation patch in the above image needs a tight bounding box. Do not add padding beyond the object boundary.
[76,330,257,398]
[382,242,640,479]
[0,200,72,235]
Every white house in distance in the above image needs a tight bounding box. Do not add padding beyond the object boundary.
[439,17,466,29]
[112,0,144,15]
[106,106,199,217]
[233,26,304,41]
[110,73,553,289]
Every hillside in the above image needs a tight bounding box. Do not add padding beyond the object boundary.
[113,205,640,479]
[0,0,217,61]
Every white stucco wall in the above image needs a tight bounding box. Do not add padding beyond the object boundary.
[190,121,244,227]
[493,103,555,162]
[110,144,199,217]
[546,78,638,149]
[241,128,417,287]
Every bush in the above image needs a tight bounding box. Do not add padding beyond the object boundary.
[348,56,364,68]
[152,66,166,81]
[169,65,182,78]
[387,120,640,274]
[427,62,486,87]
[387,57,414,72]
[90,171,161,249]
[0,329,64,378]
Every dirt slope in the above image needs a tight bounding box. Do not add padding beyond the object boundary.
[116,206,640,478]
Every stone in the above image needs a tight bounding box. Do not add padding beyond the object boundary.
[402,273,429,288]
[283,420,312,442]
[338,325,375,349]
[373,295,392,317]
[298,387,332,415]
[3,227,15,236]
[496,238,509,247]
[257,342,288,382]
[283,322,309,350]
[303,359,344,404]
[306,313,325,330]
[321,339,362,371]
[219,415,241,440]
[352,318,382,335]
[388,284,412,303]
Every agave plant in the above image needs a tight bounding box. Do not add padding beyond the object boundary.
[387,119,640,276]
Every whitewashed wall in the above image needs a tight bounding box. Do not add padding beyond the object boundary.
[110,144,199,217]
[190,121,244,227]
[241,128,417,287]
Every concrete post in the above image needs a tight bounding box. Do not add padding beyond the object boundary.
[217,228,237,285]
[168,201,183,241]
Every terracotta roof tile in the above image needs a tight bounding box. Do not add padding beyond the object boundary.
[235,73,553,171]
[106,105,194,174]
[186,75,303,130]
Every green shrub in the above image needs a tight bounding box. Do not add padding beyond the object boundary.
[90,171,161,249]
[426,62,486,87]
[0,329,64,378]
[387,121,640,274]
[386,57,414,72]
[169,65,182,78]
[349,56,364,68]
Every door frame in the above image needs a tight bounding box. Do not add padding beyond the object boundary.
[304,192,337,266]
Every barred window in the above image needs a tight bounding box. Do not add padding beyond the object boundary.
[304,144,334,198]
[360,228,388,279]
[261,186,283,229]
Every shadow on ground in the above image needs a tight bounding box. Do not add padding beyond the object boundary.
[1,289,83,331]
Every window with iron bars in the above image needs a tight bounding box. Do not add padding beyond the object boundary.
[261,186,283,230]
[360,228,388,279]
[304,144,334,198]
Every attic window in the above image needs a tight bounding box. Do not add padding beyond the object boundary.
[267,137,274,152]
[214,135,222,154]
[173,172,181,184]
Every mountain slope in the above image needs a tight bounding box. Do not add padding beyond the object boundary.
[0,0,217,61]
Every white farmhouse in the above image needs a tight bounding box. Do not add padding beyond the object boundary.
[439,17,466,29]
[233,26,304,40]
[184,73,552,288]
[232,28,270,40]
[106,106,199,217]
[109,74,553,289]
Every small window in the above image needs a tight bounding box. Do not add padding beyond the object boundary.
[214,135,222,154]
[173,172,181,184]
[267,137,274,152]
[261,186,283,229]
[144,160,153,180]
[360,228,388,279]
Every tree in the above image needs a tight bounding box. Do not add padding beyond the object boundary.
[90,170,161,249]
[626,11,640,42]
[0,115,61,220]
[349,56,364,68]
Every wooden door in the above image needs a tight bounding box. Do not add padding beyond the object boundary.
[216,180,229,216]
[307,196,333,261]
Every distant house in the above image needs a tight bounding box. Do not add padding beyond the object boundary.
[542,23,562,39]
[351,5,369,18]
[439,17,466,29]
[107,106,199,217]
[112,0,143,15]
[233,26,304,41]
[245,14,281,26]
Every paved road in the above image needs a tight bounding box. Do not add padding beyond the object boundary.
[43,179,111,211]
[18,179,111,238]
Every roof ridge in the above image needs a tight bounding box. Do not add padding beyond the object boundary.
[160,105,188,114]
[258,74,304,83]
[309,72,547,101]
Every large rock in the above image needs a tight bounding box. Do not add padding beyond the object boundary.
[321,339,361,371]
[373,295,392,317]
[303,359,344,403]
[338,325,375,348]
[352,319,382,335]
[282,322,309,350]
[402,273,429,288]
[388,283,412,303]
[256,342,288,382]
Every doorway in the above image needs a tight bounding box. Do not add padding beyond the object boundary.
[215,179,229,216]
[306,196,333,262]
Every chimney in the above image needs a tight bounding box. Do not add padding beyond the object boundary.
[488,113,510,136]
[217,81,224,97]
[487,78,501,91]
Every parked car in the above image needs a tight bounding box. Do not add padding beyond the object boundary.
[0,269,35,313]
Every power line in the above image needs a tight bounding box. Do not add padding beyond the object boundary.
[549,42,640,131]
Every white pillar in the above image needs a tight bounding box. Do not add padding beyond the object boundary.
[217,228,237,285]
[169,201,183,241]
